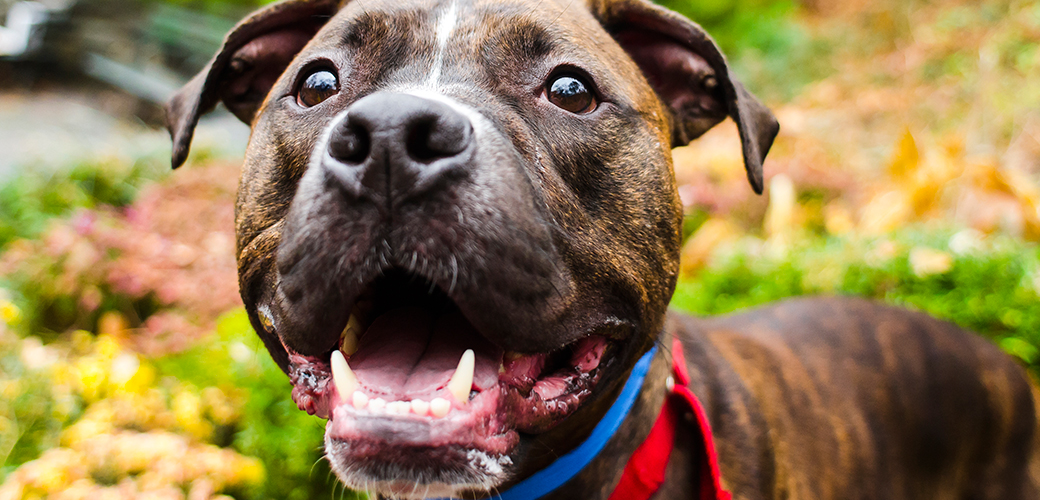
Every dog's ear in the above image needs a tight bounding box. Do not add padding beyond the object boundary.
[165,0,340,169]
[591,0,779,193]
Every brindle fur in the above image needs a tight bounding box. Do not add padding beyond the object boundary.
[166,0,1040,498]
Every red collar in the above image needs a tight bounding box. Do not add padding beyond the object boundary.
[607,337,731,500]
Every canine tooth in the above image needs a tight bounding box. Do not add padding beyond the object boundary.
[368,398,386,412]
[352,391,369,409]
[330,350,357,398]
[447,349,475,403]
[430,398,451,418]
[340,314,362,355]
[411,399,430,416]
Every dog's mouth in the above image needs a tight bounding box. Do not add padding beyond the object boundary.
[281,269,613,491]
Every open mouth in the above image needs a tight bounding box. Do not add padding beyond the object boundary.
[282,269,614,479]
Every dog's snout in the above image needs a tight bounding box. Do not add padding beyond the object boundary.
[325,93,474,201]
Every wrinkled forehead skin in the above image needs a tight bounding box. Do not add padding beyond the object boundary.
[285,0,666,116]
[240,0,673,187]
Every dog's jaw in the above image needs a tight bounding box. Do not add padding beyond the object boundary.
[281,310,617,496]
[324,436,513,499]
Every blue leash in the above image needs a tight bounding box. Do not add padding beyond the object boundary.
[434,345,658,500]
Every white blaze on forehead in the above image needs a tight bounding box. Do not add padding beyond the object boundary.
[428,0,459,87]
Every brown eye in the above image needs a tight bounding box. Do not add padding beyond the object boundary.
[298,69,339,107]
[547,75,595,114]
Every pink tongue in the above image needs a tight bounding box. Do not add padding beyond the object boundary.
[348,307,502,398]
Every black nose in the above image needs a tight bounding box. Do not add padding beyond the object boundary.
[325,93,474,201]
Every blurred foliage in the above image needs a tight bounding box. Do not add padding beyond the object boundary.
[0,160,350,498]
[0,333,74,480]
[0,327,266,497]
[154,309,356,500]
[658,0,832,101]
[0,162,240,352]
[137,0,269,16]
[671,230,1040,370]
[0,159,165,251]
[0,309,353,499]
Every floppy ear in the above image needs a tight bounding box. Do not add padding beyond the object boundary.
[590,0,779,194]
[165,0,340,169]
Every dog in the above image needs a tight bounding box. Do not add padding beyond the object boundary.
[164,0,1040,498]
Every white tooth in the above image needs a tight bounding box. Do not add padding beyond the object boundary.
[340,314,362,355]
[430,398,451,418]
[330,350,357,398]
[411,399,430,416]
[387,401,410,414]
[352,391,369,409]
[446,349,475,404]
[368,398,386,412]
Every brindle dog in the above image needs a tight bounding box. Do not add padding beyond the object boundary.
[165,0,1040,498]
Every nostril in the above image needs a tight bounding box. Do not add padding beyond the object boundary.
[329,123,371,164]
[406,115,472,163]
[406,119,438,162]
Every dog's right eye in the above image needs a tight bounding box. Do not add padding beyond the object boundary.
[546,74,596,114]
[298,69,339,107]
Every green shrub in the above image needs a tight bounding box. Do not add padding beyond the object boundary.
[672,230,1040,371]
[656,0,833,101]
[0,159,165,251]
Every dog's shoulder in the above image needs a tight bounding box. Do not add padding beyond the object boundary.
[666,297,1040,499]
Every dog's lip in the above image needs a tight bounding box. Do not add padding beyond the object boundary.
[283,333,611,455]
[325,384,516,453]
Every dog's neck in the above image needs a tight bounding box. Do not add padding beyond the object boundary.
[474,345,660,500]
[509,340,677,500]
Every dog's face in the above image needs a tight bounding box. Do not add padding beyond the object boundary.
[166,0,775,497]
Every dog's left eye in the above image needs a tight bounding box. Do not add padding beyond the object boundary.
[298,69,339,107]
[547,74,596,114]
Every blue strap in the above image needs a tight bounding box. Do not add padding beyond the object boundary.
[434,345,658,500]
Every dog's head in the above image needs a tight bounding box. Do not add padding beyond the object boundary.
[166,0,776,496]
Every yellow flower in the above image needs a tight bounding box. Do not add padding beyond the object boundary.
[201,387,240,427]
[70,330,93,355]
[74,356,108,403]
[121,362,157,396]
[16,448,89,494]
[173,388,213,441]
[0,379,21,400]
[0,299,21,326]
[232,456,266,486]
[93,335,123,362]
